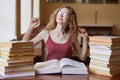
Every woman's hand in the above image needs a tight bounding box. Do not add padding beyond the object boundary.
[22,17,40,41]
[29,17,40,29]
[77,28,88,61]
[78,28,88,40]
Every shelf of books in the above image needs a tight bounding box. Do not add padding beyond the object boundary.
[89,36,120,77]
[0,41,35,78]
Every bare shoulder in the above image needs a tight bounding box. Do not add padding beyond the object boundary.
[40,29,49,34]
[37,30,49,42]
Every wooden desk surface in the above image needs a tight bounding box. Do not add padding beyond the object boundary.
[0,73,120,80]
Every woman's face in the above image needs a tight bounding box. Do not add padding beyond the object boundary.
[56,8,71,26]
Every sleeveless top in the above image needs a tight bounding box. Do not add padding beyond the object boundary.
[45,31,71,61]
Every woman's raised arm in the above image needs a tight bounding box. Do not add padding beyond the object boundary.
[72,28,88,61]
[22,18,40,41]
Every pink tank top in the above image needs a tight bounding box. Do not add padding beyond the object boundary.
[45,32,71,61]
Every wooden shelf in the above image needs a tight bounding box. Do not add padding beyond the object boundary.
[78,24,114,36]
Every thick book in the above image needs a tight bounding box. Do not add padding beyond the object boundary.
[90,55,120,63]
[90,58,120,67]
[89,36,120,43]
[0,47,34,52]
[0,61,34,67]
[0,50,34,56]
[0,55,35,60]
[34,58,88,74]
[89,64,120,77]
[89,45,120,56]
[0,64,34,72]
[89,68,120,77]
[0,69,35,78]
[0,57,34,66]
[0,53,35,61]
[89,41,120,47]
[0,41,34,49]
[90,52,120,61]
[89,64,120,72]
[90,60,120,69]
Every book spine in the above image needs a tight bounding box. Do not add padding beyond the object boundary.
[0,42,34,49]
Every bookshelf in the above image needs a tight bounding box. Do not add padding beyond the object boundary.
[78,24,114,36]
[46,0,119,4]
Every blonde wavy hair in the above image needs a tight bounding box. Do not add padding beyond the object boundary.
[45,5,78,43]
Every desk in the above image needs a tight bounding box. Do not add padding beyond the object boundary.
[0,73,120,80]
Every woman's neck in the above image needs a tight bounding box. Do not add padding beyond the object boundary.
[54,24,66,35]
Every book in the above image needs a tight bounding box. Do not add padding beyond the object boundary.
[89,64,120,77]
[89,45,120,56]
[90,64,120,72]
[34,58,88,74]
[90,58,120,67]
[0,57,34,66]
[0,61,34,67]
[90,60,120,69]
[0,64,34,72]
[89,45,120,50]
[89,45,120,62]
[0,47,34,52]
[0,69,35,78]
[0,55,35,60]
[0,50,34,56]
[0,53,35,59]
[0,50,35,57]
[90,55,120,63]
[0,57,33,63]
[89,41,120,47]
[90,52,120,61]
[0,41,34,49]
[89,36,120,43]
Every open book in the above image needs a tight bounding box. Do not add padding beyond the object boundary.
[34,58,88,74]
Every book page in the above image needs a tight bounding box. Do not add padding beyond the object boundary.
[59,58,88,74]
[34,59,59,70]
[59,58,86,69]
[34,59,61,74]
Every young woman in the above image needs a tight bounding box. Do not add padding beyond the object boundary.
[22,5,88,62]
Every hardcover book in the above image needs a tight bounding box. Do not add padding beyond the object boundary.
[89,36,120,43]
[0,41,34,49]
[34,58,88,74]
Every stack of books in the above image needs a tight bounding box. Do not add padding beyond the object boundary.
[89,36,120,77]
[0,41,35,78]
